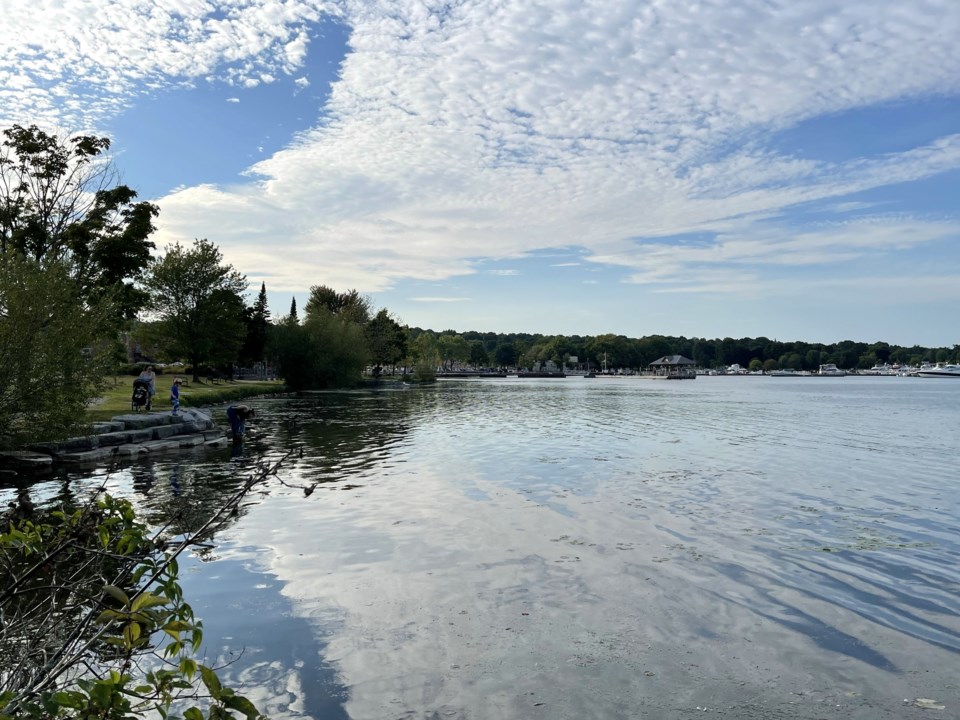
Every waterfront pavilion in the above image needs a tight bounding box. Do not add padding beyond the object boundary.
[649,355,697,378]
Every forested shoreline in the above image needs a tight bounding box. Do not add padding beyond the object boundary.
[404,327,957,373]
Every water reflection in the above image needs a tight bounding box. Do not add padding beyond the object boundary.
[3,380,960,718]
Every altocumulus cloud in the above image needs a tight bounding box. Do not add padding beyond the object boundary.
[3,0,960,302]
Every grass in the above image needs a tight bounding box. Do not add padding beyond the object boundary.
[89,375,287,422]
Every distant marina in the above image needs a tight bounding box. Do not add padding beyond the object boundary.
[433,359,960,380]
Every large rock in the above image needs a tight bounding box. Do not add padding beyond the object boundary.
[172,421,205,436]
[29,436,99,455]
[0,451,55,469]
[91,421,125,434]
[58,447,120,464]
[116,444,148,457]
[152,425,182,440]
[95,431,133,447]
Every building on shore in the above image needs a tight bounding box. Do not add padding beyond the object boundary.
[649,355,697,379]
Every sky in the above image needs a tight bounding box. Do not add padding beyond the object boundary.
[3,0,959,347]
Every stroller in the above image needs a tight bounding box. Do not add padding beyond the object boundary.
[131,378,152,412]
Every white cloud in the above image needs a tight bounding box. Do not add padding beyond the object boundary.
[409,297,471,303]
[0,0,336,128]
[226,97,240,103]
[3,0,960,312]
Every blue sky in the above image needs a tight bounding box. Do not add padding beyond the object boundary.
[3,0,959,346]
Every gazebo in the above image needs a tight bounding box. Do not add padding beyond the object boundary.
[648,355,697,379]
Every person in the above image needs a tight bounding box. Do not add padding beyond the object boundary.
[137,366,157,410]
[226,405,256,438]
[170,378,182,415]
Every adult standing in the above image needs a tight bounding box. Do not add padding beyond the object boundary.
[137,366,157,410]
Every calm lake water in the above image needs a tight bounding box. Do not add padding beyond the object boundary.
[7,377,960,718]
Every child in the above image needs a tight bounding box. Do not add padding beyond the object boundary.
[170,378,182,415]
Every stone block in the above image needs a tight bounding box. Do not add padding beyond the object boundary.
[128,428,155,444]
[172,421,204,436]
[152,425,181,440]
[141,440,182,453]
[91,421,125,434]
[58,447,118,464]
[0,451,55,469]
[177,435,205,448]
[29,436,99,454]
[95,431,132,447]
[116,444,148,456]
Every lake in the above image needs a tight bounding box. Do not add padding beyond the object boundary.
[7,377,960,719]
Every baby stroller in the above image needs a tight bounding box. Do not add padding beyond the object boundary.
[131,378,152,412]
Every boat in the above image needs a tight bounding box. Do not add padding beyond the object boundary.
[916,363,960,378]
[818,363,847,377]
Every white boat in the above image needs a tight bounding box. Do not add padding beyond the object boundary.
[916,363,960,378]
[818,363,847,377]
[864,363,897,376]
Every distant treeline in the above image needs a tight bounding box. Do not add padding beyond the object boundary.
[406,328,958,372]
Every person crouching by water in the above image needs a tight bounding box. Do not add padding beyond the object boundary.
[170,378,182,415]
[226,405,255,439]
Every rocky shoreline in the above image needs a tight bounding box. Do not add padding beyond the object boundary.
[0,408,228,475]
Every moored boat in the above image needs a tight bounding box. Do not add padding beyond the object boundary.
[818,363,847,377]
[916,363,960,378]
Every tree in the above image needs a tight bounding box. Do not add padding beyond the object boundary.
[240,282,270,365]
[272,311,369,390]
[468,340,489,368]
[144,239,247,382]
[409,331,439,379]
[437,334,470,370]
[493,342,518,368]
[289,296,298,323]
[0,255,110,448]
[0,124,157,320]
[305,285,371,325]
[367,309,407,371]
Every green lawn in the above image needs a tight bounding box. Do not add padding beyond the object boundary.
[89,376,286,422]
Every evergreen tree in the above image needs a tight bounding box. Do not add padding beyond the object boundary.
[289,296,298,322]
[240,282,270,365]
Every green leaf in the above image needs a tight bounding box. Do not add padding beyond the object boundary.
[223,695,260,720]
[199,665,222,700]
[103,584,130,607]
[131,592,168,612]
[164,620,192,632]
[124,621,142,646]
[179,657,197,679]
[95,609,124,624]
[89,681,114,708]
[51,691,85,710]
[183,706,204,720]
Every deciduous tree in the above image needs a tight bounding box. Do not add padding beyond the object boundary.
[0,255,109,448]
[0,124,157,319]
[144,239,247,382]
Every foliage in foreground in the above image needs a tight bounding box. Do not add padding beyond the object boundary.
[0,456,290,720]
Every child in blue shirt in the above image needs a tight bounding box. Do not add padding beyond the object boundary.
[170,378,182,415]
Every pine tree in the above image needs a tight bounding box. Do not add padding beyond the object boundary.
[289,296,298,322]
[255,282,270,321]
